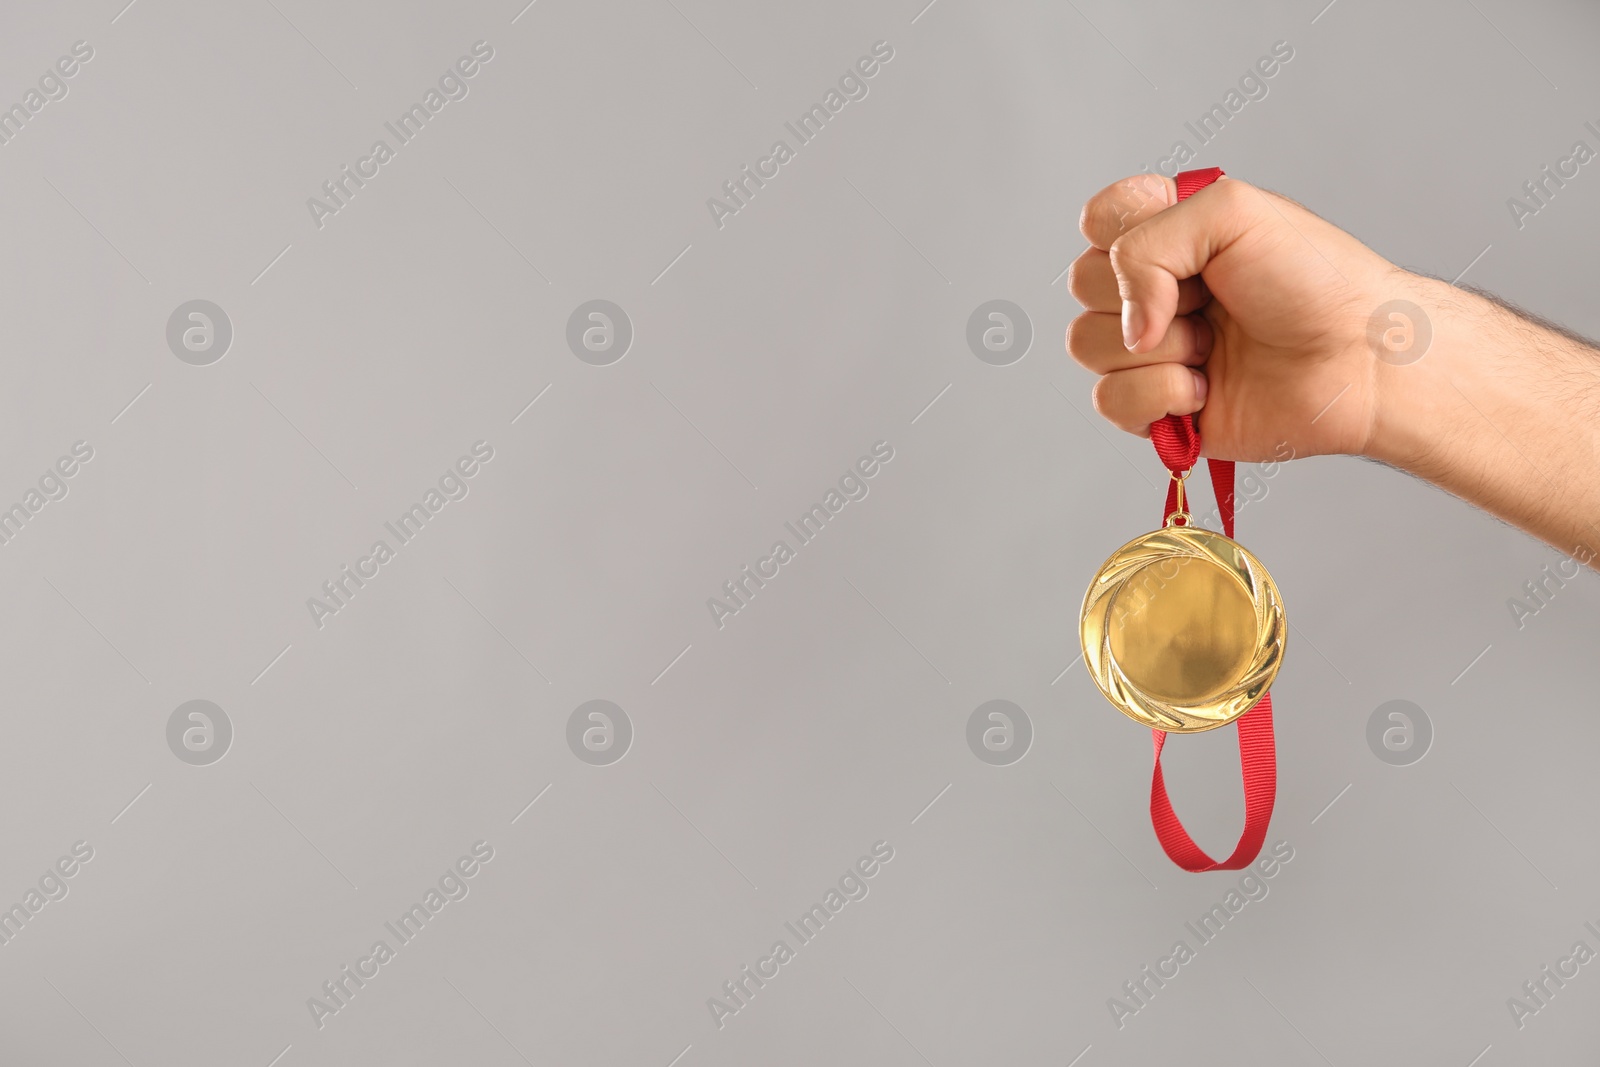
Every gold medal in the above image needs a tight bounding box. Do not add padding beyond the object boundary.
[1080,470,1286,734]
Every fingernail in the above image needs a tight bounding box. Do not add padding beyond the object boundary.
[1195,318,1214,359]
[1191,369,1208,405]
[1121,300,1144,350]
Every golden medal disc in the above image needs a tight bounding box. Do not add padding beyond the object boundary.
[1079,470,1287,734]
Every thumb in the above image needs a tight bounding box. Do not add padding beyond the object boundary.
[1108,177,1259,353]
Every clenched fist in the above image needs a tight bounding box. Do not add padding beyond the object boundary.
[1066,171,1600,565]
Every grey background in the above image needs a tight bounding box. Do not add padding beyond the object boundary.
[1,0,1598,1063]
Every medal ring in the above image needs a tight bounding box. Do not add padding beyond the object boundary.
[1080,525,1286,733]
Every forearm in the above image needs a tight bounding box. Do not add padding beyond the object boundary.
[1367,274,1600,565]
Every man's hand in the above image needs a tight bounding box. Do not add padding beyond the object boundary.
[1069,173,1409,462]
[1067,172,1600,563]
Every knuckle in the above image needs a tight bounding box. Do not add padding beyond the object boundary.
[1106,233,1139,278]
[1079,194,1119,247]
[1077,200,1099,244]
[1065,250,1099,303]
[1090,375,1114,419]
[1065,314,1092,359]
[1211,176,1253,217]
[1084,175,1170,247]
[1091,373,1138,433]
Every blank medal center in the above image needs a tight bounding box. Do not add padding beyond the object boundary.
[1107,558,1255,703]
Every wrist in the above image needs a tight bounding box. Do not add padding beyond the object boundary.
[1364,272,1600,560]
[1362,275,1496,476]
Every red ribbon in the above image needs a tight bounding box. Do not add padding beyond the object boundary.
[1144,166,1276,872]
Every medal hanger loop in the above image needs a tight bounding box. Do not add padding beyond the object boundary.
[1165,468,1192,528]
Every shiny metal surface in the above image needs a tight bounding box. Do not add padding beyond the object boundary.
[1081,525,1287,733]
